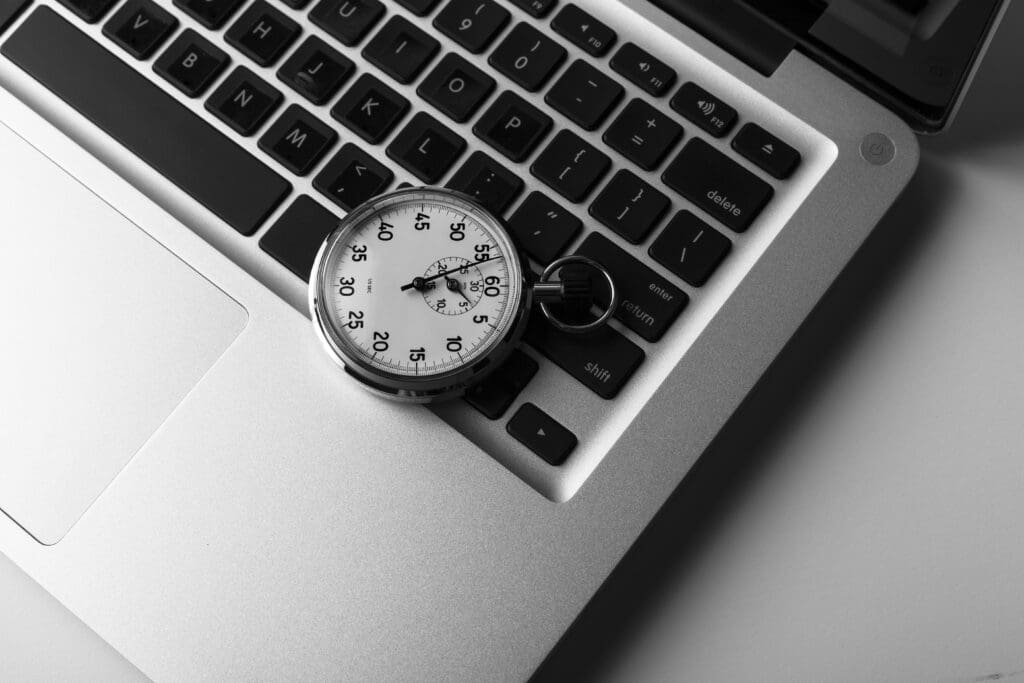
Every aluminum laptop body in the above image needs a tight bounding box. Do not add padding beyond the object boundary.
[0,0,1003,679]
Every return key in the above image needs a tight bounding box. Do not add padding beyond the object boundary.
[576,233,687,342]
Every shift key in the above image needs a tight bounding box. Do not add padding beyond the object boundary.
[526,313,644,400]
[575,233,687,342]
[663,138,773,233]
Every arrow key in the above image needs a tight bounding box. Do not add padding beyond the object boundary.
[314,142,394,212]
[507,403,577,466]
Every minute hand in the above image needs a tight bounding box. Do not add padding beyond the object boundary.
[400,254,506,292]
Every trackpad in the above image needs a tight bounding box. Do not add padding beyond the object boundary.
[0,123,247,545]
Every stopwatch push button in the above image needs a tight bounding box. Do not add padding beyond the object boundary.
[507,403,577,466]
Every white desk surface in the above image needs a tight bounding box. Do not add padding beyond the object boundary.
[3,4,1023,681]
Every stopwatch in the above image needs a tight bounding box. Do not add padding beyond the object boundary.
[309,187,619,403]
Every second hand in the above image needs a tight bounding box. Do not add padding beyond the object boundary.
[400,254,506,292]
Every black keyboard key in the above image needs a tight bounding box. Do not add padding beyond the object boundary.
[603,98,682,171]
[309,0,383,47]
[649,211,730,287]
[277,36,354,105]
[433,0,509,54]
[58,0,116,23]
[278,0,313,10]
[465,349,538,420]
[206,66,283,136]
[363,15,439,84]
[507,191,580,265]
[155,29,230,98]
[550,3,614,57]
[589,169,669,244]
[575,233,686,342]
[610,42,676,97]
[0,0,30,34]
[314,142,394,211]
[488,22,565,92]
[174,0,244,29]
[102,0,178,60]
[395,0,441,15]
[330,73,409,144]
[445,151,523,215]
[531,129,609,203]
[663,139,772,232]
[508,0,555,18]
[732,123,801,179]
[3,8,291,236]
[259,195,339,281]
[671,82,737,138]
[526,313,643,399]
[473,90,551,162]
[386,111,465,183]
[417,52,495,123]
[258,104,337,175]
[507,403,576,466]
[226,1,300,67]
[545,60,623,131]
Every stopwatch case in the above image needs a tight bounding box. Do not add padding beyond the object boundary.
[309,188,533,404]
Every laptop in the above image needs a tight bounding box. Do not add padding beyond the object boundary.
[0,0,1006,678]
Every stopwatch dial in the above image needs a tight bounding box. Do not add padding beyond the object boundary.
[321,195,521,379]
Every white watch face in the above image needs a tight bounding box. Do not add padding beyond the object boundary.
[315,190,523,381]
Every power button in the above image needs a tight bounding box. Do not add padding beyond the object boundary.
[860,133,896,166]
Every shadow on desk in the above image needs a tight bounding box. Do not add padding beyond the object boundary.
[533,158,956,682]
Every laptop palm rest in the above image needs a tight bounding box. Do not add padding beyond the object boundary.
[0,123,247,546]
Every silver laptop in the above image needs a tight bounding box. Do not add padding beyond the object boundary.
[0,0,1006,679]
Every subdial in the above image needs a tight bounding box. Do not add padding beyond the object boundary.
[421,257,484,316]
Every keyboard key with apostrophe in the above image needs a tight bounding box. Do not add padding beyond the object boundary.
[226,1,300,67]
[445,151,523,215]
[603,99,682,172]
[610,42,676,97]
[671,81,737,138]
[545,60,623,131]
[507,403,576,466]
[507,192,581,265]
[663,138,772,232]
[589,169,669,244]
[551,3,614,57]
[362,15,439,84]
[433,0,510,54]
[314,143,394,211]
[575,233,686,342]
[331,73,409,144]
[258,104,337,176]
[473,90,552,163]
[488,22,565,92]
[732,123,801,179]
[206,66,283,136]
[417,52,495,123]
[531,129,610,203]
[155,30,230,98]
[526,313,643,399]
[277,36,354,105]
[3,8,291,237]
[649,210,731,286]
[259,195,339,281]
[386,112,465,183]
[309,0,383,47]
[103,0,178,60]
[465,349,538,420]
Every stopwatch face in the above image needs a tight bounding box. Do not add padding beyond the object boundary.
[310,188,527,402]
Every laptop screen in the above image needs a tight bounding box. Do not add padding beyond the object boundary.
[651,0,1005,131]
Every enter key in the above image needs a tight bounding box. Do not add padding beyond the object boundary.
[576,233,688,343]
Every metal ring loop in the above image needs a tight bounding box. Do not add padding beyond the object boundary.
[538,255,619,335]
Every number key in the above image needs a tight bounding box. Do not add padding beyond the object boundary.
[488,22,566,92]
[433,0,510,54]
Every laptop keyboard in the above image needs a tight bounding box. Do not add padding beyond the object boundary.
[0,0,814,498]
